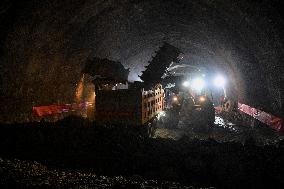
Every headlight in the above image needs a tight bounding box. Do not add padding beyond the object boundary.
[191,78,205,91]
[214,75,226,87]
[182,81,190,87]
[173,96,178,101]
[199,96,206,102]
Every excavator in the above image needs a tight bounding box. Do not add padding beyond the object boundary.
[139,43,228,129]
[162,65,216,128]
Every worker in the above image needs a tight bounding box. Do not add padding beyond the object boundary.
[202,98,215,126]
[179,95,195,128]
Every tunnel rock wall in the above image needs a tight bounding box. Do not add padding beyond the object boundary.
[0,0,283,122]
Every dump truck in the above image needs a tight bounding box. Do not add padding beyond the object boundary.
[95,84,165,126]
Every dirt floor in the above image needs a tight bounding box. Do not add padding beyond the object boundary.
[154,109,283,146]
[1,115,284,188]
[0,158,198,188]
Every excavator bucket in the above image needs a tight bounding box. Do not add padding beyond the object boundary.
[139,43,182,87]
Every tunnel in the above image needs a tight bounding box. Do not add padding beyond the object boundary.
[2,1,284,188]
[0,0,284,122]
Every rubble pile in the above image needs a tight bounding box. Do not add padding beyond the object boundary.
[0,158,197,188]
[1,117,284,188]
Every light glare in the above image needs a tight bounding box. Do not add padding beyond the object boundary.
[214,75,226,87]
[191,78,205,91]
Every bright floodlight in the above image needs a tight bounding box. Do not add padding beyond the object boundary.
[214,75,226,87]
[191,78,205,91]
[182,81,190,87]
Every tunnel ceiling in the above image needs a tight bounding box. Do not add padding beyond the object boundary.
[0,0,284,121]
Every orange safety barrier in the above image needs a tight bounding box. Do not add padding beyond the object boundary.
[238,103,283,131]
[32,102,89,117]
[32,105,65,117]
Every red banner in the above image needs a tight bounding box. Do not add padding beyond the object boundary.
[238,103,283,131]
